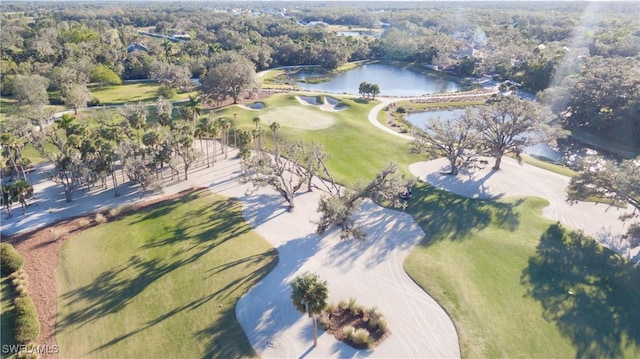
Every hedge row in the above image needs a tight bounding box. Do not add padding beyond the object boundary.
[2,243,41,346]
[1,242,24,275]
[14,296,41,345]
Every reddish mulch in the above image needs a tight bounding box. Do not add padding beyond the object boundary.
[322,307,389,350]
[4,188,206,359]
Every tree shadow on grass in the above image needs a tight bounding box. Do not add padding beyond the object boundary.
[406,182,520,244]
[57,192,256,332]
[86,253,277,357]
[521,223,640,358]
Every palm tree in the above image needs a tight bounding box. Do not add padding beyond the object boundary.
[161,40,173,58]
[252,117,262,153]
[290,273,329,347]
[185,95,202,133]
[270,121,280,153]
[217,117,231,159]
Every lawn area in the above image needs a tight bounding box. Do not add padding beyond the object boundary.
[404,183,640,358]
[89,82,197,106]
[210,93,421,185]
[1,276,16,359]
[56,190,277,359]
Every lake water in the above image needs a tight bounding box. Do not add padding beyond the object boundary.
[405,110,597,165]
[291,63,462,97]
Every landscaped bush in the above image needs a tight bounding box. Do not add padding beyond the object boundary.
[348,297,362,316]
[343,325,355,339]
[352,328,372,347]
[95,212,107,224]
[14,296,40,345]
[88,97,101,106]
[377,318,389,334]
[1,243,24,275]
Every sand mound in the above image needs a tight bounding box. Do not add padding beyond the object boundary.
[296,96,349,112]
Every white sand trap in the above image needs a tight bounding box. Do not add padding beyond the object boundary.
[296,95,349,112]
[409,156,638,260]
[239,102,265,110]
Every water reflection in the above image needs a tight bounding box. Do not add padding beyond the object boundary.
[405,110,601,167]
[290,63,462,96]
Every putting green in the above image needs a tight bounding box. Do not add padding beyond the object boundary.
[259,106,335,130]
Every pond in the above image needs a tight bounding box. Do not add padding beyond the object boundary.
[405,109,600,166]
[290,63,463,97]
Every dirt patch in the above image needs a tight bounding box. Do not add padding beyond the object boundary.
[4,188,206,359]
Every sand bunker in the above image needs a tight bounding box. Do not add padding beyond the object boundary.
[296,96,349,112]
[239,102,265,110]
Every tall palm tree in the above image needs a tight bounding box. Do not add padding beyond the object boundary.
[185,95,202,133]
[252,117,262,153]
[217,117,231,159]
[290,273,329,347]
[270,121,280,154]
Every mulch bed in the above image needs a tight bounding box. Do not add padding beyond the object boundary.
[322,307,389,350]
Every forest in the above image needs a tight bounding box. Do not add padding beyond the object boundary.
[1,0,638,171]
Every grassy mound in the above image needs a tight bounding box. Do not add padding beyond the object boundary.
[56,190,277,358]
[404,183,640,358]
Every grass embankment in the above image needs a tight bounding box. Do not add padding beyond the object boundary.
[404,183,640,358]
[211,93,421,185]
[56,190,277,359]
[1,276,16,359]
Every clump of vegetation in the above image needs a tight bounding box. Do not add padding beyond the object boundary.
[95,212,107,224]
[14,296,40,345]
[1,243,24,275]
[108,204,130,217]
[320,297,390,350]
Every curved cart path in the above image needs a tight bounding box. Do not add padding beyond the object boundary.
[409,157,638,261]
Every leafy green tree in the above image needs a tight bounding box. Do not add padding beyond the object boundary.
[411,114,481,176]
[62,83,90,115]
[290,273,329,347]
[201,52,259,104]
[90,64,122,86]
[473,97,559,170]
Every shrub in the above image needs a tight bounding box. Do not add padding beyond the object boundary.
[14,296,40,344]
[367,306,382,331]
[76,218,91,227]
[88,97,100,106]
[348,297,361,316]
[50,228,67,241]
[352,328,372,346]
[337,299,348,310]
[343,325,355,340]
[395,106,406,114]
[377,318,389,334]
[158,85,176,98]
[95,212,107,224]
[325,302,336,315]
[1,243,24,275]
[108,204,129,217]
[318,314,331,330]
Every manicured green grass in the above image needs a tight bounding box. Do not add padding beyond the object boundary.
[404,183,640,358]
[521,154,577,177]
[1,276,17,359]
[210,94,421,185]
[89,82,198,106]
[56,190,277,359]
